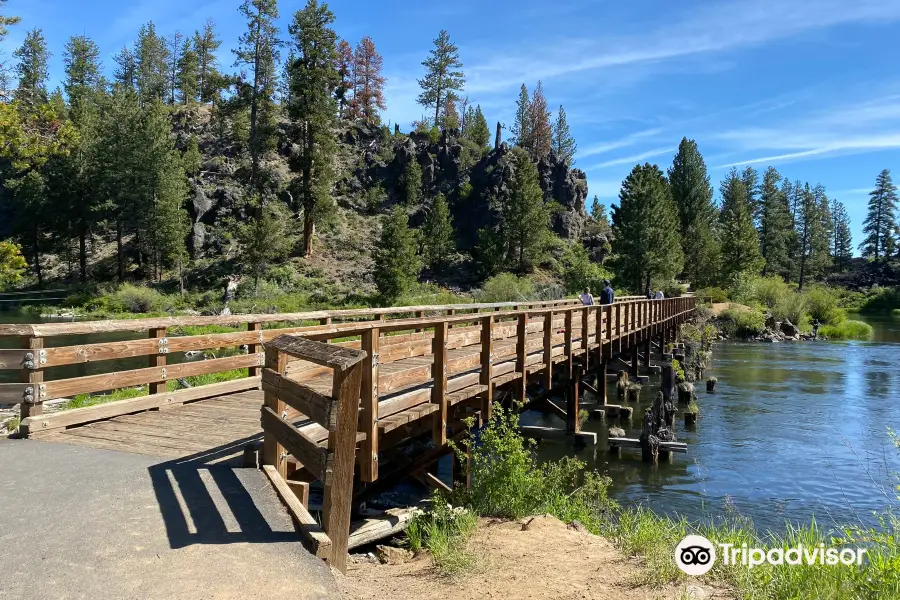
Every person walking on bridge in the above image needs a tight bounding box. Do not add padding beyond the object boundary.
[579,287,594,306]
[599,280,615,305]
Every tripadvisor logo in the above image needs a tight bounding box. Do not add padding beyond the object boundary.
[675,534,868,576]
[675,535,716,576]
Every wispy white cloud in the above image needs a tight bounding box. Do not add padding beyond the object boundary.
[579,128,664,159]
[585,146,676,171]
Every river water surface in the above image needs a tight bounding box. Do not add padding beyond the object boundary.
[3,309,899,532]
[529,314,900,532]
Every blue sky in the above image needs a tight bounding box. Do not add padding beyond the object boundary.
[3,0,900,250]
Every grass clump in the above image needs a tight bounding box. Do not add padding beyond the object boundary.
[474,273,535,303]
[406,493,478,577]
[818,320,875,340]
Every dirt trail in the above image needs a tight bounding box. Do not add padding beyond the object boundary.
[338,515,732,600]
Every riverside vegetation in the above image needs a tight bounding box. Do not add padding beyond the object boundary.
[404,405,900,598]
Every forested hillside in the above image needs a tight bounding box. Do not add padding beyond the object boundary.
[1,0,898,314]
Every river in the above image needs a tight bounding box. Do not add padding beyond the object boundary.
[529,313,900,533]
[3,309,899,532]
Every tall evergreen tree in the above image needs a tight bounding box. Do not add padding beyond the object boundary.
[422,193,454,270]
[177,38,199,103]
[831,199,853,272]
[287,0,339,257]
[860,169,899,261]
[373,206,421,300]
[719,168,763,283]
[667,138,719,287]
[526,81,551,161]
[758,166,793,278]
[551,104,576,165]
[509,84,530,148]
[13,28,50,107]
[113,46,136,89]
[466,105,490,149]
[166,32,185,104]
[63,35,102,120]
[134,22,169,104]
[499,148,553,273]
[441,95,459,130]
[416,29,464,127]
[194,20,223,103]
[236,197,293,291]
[234,0,281,195]
[353,36,386,123]
[335,39,354,119]
[740,166,761,226]
[794,183,831,288]
[612,163,683,293]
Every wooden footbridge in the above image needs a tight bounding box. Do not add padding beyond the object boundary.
[0,295,696,572]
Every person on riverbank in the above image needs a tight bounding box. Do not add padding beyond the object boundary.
[579,287,594,306]
[812,318,820,339]
[600,280,615,305]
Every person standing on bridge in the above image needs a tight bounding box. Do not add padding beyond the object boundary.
[599,280,615,305]
[655,290,665,300]
[579,287,594,306]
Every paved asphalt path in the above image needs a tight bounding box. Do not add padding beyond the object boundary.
[0,438,338,600]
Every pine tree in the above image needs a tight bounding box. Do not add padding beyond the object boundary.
[442,95,459,130]
[860,169,899,260]
[500,147,553,273]
[831,199,852,272]
[353,36,386,123]
[234,0,281,195]
[612,163,684,293]
[400,159,422,205]
[795,183,832,288]
[335,39,354,119]
[526,81,551,161]
[373,206,422,300]
[287,0,339,257]
[236,197,294,292]
[552,104,577,165]
[0,0,19,43]
[135,22,169,104]
[719,168,763,283]
[590,195,608,225]
[182,135,203,176]
[466,105,490,149]
[416,30,464,127]
[667,138,719,287]
[194,20,223,103]
[758,167,794,278]
[740,166,760,226]
[177,38,199,103]
[166,32,185,104]
[14,28,50,107]
[509,84,530,148]
[63,35,101,121]
[113,46,136,89]
[422,193,454,270]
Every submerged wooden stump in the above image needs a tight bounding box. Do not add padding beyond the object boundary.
[707,378,717,392]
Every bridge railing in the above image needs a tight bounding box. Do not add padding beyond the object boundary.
[0,296,646,433]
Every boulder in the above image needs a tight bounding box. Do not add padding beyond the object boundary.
[608,427,626,438]
[376,544,413,565]
[780,320,798,337]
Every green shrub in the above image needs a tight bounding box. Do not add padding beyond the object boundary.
[860,286,900,313]
[803,285,845,325]
[753,276,792,310]
[773,291,807,324]
[697,287,728,303]
[475,273,535,303]
[86,284,169,314]
[727,272,758,305]
[818,320,874,340]
[720,307,765,337]
[560,244,611,295]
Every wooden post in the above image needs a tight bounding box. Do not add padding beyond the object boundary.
[432,322,449,445]
[480,315,493,420]
[20,337,43,419]
[543,312,553,391]
[563,310,573,381]
[631,345,639,376]
[515,313,528,401]
[248,322,262,377]
[263,346,289,478]
[322,360,365,574]
[149,327,166,395]
[360,329,380,482]
[615,303,622,354]
[581,307,590,371]
[566,366,581,432]
[598,359,608,406]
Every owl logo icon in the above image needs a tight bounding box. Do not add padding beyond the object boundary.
[675,535,716,576]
